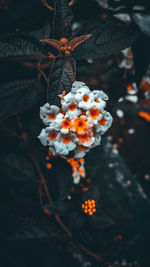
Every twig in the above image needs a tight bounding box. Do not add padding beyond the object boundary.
[41,0,54,11]
[78,243,104,262]
[20,60,50,82]
[55,215,72,238]
[30,154,52,202]
[68,0,77,7]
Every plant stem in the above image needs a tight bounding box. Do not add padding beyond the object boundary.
[32,154,104,263]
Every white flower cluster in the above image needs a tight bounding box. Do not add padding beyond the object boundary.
[38,81,113,158]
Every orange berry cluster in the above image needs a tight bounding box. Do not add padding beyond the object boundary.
[82,199,96,215]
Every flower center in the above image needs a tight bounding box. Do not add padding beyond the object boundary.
[79,147,85,152]
[78,121,84,127]
[68,103,77,111]
[79,168,84,175]
[127,84,133,91]
[99,118,106,125]
[48,113,56,120]
[83,94,89,102]
[49,132,57,140]
[95,98,99,103]
[79,134,90,143]
[73,117,87,135]
[89,108,100,119]
[63,136,71,144]
[62,118,72,129]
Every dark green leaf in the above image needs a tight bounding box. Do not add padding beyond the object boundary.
[82,186,100,203]
[54,0,72,39]
[0,154,38,200]
[133,14,150,37]
[9,0,44,20]
[73,17,140,59]
[44,200,69,215]
[0,154,35,182]
[0,33,47,60]
[47,158,73,200]
[25,22,51,41]
[0,79,44,122]
[88,212,114,229]
[85,137,150,232]
[48,57,76,105]
[1,201,65,242]
[67,211,85,229]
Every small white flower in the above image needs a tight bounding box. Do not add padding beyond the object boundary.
[125,95,138,103]
[66,108,81,119]
[119,48,133,70]
[38,128,48,146]
[92,134,101,147]
[73,172,81,184]
[71,81,86,94]
[78,134,95,147]
[46,126,59,145]
[116,109,124,118]
[60,116,73,134]
[75,87,91,103]
[53,113,64,131]
[78,91,95,111]
[38,127,58,147]
[95,111,113,134]
[86,107,102,124]
[74,146,90,159]
[63,92,75,103]
[127,83,137,95]
[122,47,133,58]
[93,90,108,101]
[40,103,60,126]
[54,133,77,156]
[61,101,81,119]
[119,59,133,69]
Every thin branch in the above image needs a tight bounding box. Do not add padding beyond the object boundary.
[68,0,77,7]
[41,0,54,11]
[20,60,50,82]
[78,243,104,262]
[55,215,72,238]
[38,70,48,82]
[29,154,52,202]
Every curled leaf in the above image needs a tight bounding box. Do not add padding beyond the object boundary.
[73,17,140,59]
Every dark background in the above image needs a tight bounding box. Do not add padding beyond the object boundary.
[0,0,150,266]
